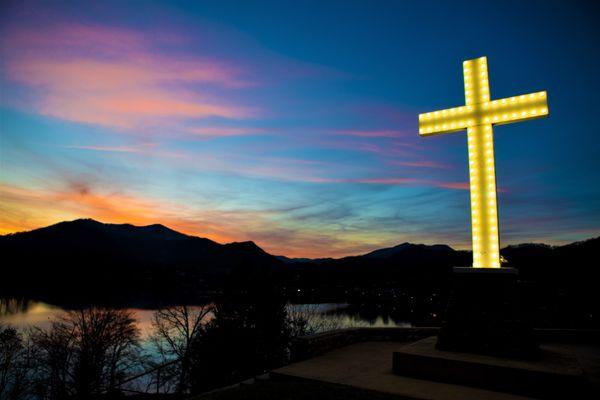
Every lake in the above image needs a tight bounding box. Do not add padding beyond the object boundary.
[0,297,413,394]
[0,297,411,341]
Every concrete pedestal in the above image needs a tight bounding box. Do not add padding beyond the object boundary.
[393,336,592,399]
[436,267,538,359]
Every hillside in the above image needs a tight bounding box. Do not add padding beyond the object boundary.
[0,219,279,303]
[1,219,598,308]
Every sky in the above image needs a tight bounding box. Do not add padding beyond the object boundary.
[1,0,599,258]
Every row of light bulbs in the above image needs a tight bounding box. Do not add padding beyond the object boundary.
[463,58,489,105]
[467,122,500,268]
[419,108,548,135]
[418,90,547,121]
[419,92,546,117]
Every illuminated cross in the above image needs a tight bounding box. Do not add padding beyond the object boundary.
[419,56,549,268]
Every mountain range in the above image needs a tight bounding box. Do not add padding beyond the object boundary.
[1,219,598,304]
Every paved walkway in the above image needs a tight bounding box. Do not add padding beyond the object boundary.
[272,341,540,400]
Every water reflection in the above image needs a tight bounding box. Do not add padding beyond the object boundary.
[0,298,164,339]
[0,298,64,331]
[0,297,35,314]
[1,298,411,337]
[324,303,413,327]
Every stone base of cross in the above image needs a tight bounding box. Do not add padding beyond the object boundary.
[436,266,538,358]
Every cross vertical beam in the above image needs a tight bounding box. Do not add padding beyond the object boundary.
[467,124,499,268]
[464,58,499,268]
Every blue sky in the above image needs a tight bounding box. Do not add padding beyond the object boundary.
[1,0,599,257]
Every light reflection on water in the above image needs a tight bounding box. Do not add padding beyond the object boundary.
[288,303,411,330]
[0,299,63,330]
[0,298,176,341]
[0,298,411,339]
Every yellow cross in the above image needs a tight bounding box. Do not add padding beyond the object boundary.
[418,56,549,268]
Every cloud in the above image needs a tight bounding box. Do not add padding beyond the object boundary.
[359,178,469,190]
[1,24,256,130]
[349,177,422,185]
[186,126,267,139]
[434,181,469,190]
[313,177,469,190]
[310,137,417,160]
[63,143,186,159]
[65,143,159,154]
[335,129,410,138]
[391,160,451,169]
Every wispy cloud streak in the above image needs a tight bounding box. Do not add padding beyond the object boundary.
[1,24,256,130]
[335,129,409,138]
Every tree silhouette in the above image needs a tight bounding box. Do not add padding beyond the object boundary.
[0,323,38,400]
[150,305,212,393]
[31,308,141,398]
[189,269,289,393]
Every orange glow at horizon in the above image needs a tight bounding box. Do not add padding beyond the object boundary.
[0,182,408,258]
[0,183,232,244]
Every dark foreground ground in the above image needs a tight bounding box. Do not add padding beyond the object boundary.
[104,381,398,400]
[192,334,600,400]
[195,380,400,400]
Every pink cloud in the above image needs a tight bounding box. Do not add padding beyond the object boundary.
[34,90,253,129]
[1,24,256,130]
[391,160,451,169]
[8,58,249,91]
[434,181,470,190]
[354,177,422,185]
[187,126,267,138]
[65,144,157,154]
[335,129,409,138]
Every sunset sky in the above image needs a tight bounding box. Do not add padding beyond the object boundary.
[1,0,599,257]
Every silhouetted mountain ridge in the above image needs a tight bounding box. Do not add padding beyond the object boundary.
[362,242,454,260]
[1,219,598,304]
[0,219,278,302]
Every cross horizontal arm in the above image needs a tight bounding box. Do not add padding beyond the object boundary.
[481,91,548,125]
[418,91,548,136]
[419,105,475,136]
